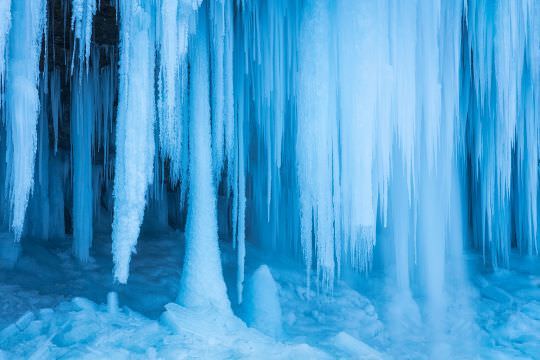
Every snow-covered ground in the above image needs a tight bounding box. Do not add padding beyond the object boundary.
[1,231,539,359]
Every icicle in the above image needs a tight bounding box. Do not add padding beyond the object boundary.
[223,0,234,181]
[49,69,61,155]
[71,0,97,70]
[236,96,246,304]
[209,0,226,179]
[466,0,535,266]
[157,0,191,184]
[35,76,50,240]
[112,0,156,284]
[71,72,94,262]
[178,9,231,314]
[0,0,10,98]
[5,0,47,241]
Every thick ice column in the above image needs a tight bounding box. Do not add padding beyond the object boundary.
[112,0,156,283]
[71,0,96,68]
[71,73,94,262]
[5,0,46,241]
[297,0,337,289]
[337,0,379,272]
[178,10,231,314]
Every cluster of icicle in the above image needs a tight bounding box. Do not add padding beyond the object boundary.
[0,0,539,310]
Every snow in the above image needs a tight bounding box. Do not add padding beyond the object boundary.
[3,234,540,358]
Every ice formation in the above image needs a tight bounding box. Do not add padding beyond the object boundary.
[112,0,156,283]
[4,0,46,241]
[0,0,539,357]
[243,265,282,338]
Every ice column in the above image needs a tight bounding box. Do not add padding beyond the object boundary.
[297,0,337,289]
[178,9,231,314]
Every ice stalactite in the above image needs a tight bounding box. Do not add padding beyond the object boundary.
[223,0,234,185]
[0,0,10,97]
[234,93,245,304]
[209,0,225,179]
[178,9,231,314]
[49,69,62,154]
[71,72,94,262]
[112,0,156,283]
[466,0,539,266]
[156,0,192,184]
[49,156,66,240]
[27,77,51,240]
[5,0,46,241]
[71,0,96,69]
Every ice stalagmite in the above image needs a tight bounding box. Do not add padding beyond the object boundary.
[71,0,96,69]
[5,0,46,241]
[178,9,231,314]
[71,73,94,262]
[112,0,155,283]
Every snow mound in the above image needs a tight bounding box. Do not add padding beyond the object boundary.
[242,265,283,338]
[161,302,326,359]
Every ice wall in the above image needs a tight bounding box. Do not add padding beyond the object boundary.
[0,0,538,319]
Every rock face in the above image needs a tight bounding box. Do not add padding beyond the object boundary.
[242,265,283,338]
